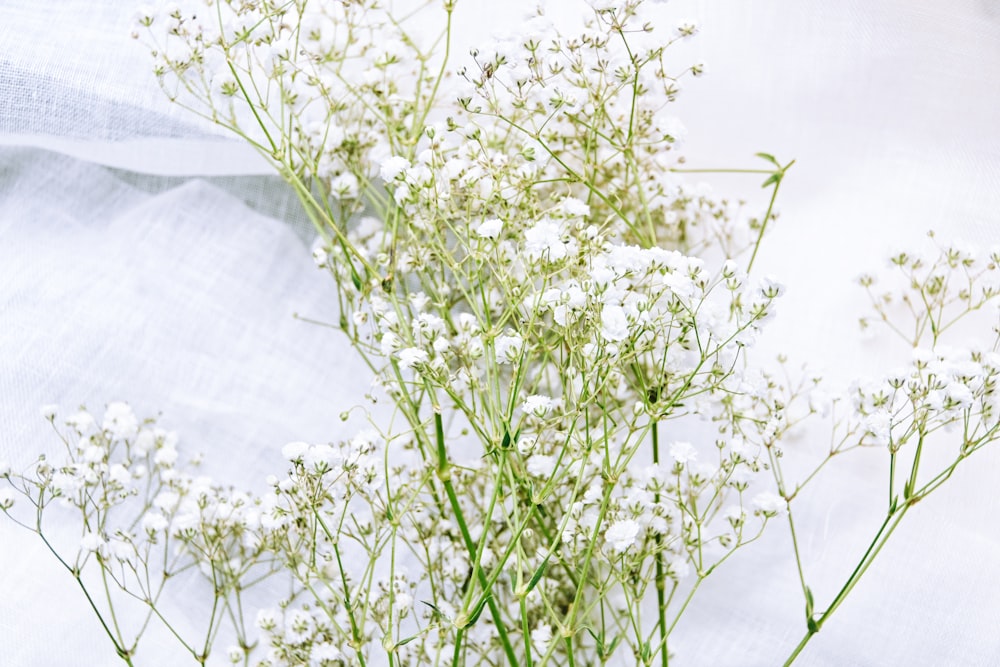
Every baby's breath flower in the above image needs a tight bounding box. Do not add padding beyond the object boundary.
[475,217,504,239]
[154,441,178,467]
[141,512,169,536]
[283,608,314,645]
[281,441,310,462]
[523,394,555,417]
[66,410,95,433]
[752,492,786,516]
[758,275,786,299]
[397,347,429,368]
[524,218,569,263]
[256,608,280,633]
[102,402,138,439]
[310,642,343,663]
[676,20,699,38]
[107,535,135,563]
[380,156,410,182]
[600,304,630,342]
[80,531,105,553]
[669,441,697,464]
[605,519,642,553]
[494,333,523,363]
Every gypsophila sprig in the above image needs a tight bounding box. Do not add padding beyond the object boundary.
[6,1,995,665]
[1,404,289,666]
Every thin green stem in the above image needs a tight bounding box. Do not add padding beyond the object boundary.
[564,483,615,633]
[521,596,534,667]
[669,168,773,175]
[747,173,783,273]
[650,422,668,667]
[434,412,519,666]
[905,432,925,499]
[782,507,909,666]
[787,511,809,590]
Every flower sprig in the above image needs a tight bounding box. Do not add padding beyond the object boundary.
[5,1,999,666]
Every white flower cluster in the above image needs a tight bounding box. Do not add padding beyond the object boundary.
[0,2,967,667]
[858,235,1000,347]
[135,0,447,213]
[849,345,1000,450]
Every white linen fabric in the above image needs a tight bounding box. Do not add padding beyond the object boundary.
[1,1,998,666]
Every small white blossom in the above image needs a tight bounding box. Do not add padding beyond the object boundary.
[134,429,155,455]
[605,519,641,553]
[143,512,168,538]
[380,156,410,182]
[281,441,311,462]
[304,444,340,470]
[669,441,697,464]
[524,218,568,262]
[310,642,343,664]
[331,172,359,198]
[103,402,138,439]
[753,492,786,515]
[758,275,786,299]
[380,331,402,355]
[494,333,523,363]
[476,218,504,239]
[256,608,280,633]
[154,442,178,467]
[107,536,135,562]
[558,197,590,218]
[600,305,629,342]
[153,490,180,512]
[397,347,429,368]
[284,608,314,645]
[66,410,96,433]
[80,531,105,553]
[523,394,555,417]
[108,464,131,487]
[311,239,329,268]
[226,646,244,664]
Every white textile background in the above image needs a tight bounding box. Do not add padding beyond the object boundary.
[1,1,998,665]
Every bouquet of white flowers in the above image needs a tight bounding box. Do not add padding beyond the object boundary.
[4,1,1000,665]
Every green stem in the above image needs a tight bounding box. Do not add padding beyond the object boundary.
[564,483,615,633]
[34,501,134,665]
[434,412,519,666]
[451,627,465,667]
[73,574,135,666]
[669,168,773,175]
[785,507,810,606]
[521,596,534,667]
[888,450,897,510]
[412,3,453,141]
[330,539,368,667]
[905,432,925,499]
[782,507,909,666]
[747,173,783,273]
[651,422,668,667]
